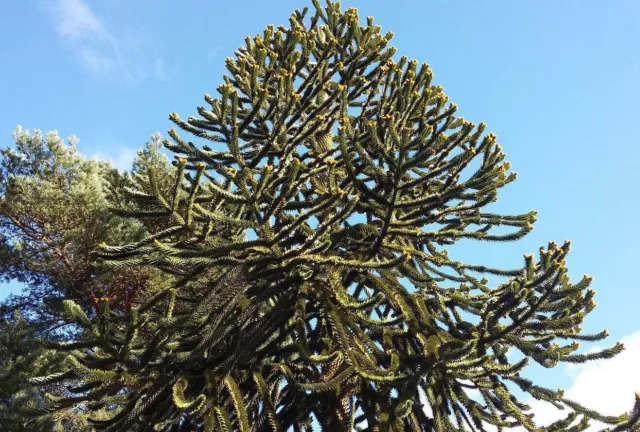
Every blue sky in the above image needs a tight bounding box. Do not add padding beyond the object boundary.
[1,0,639,426]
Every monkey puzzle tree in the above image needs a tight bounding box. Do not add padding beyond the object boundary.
[28,1,639,431]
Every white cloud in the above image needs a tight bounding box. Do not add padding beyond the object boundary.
[544,331,640,429]
[498,332,639,431]
[90,145,139,171]
[42,0,166,84]
[48,0,111,41]
[78,47,114,72]
[422,331,640,430]
[154,56,168,82]
[564,345,603,375]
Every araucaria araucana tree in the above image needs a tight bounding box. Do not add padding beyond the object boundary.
[29,1,640,431]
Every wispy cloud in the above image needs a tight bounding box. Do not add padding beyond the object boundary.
[153,56,169,82]
[90,144,139,171]
[42,0,166,85]
[78,47,114,72]
[208,45,222,58]
[48,0,111,41]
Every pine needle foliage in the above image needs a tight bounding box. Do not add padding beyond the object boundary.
[29,1,639,431]
[0,129,177,430]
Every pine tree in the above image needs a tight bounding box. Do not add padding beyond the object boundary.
[0,128,176,430]
[27,2,640,431]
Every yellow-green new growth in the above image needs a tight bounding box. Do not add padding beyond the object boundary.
[25,1,636,431]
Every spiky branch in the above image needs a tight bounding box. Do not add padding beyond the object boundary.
[27,2,639,431]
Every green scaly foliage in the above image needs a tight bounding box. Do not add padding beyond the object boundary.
[26,1,640,431]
